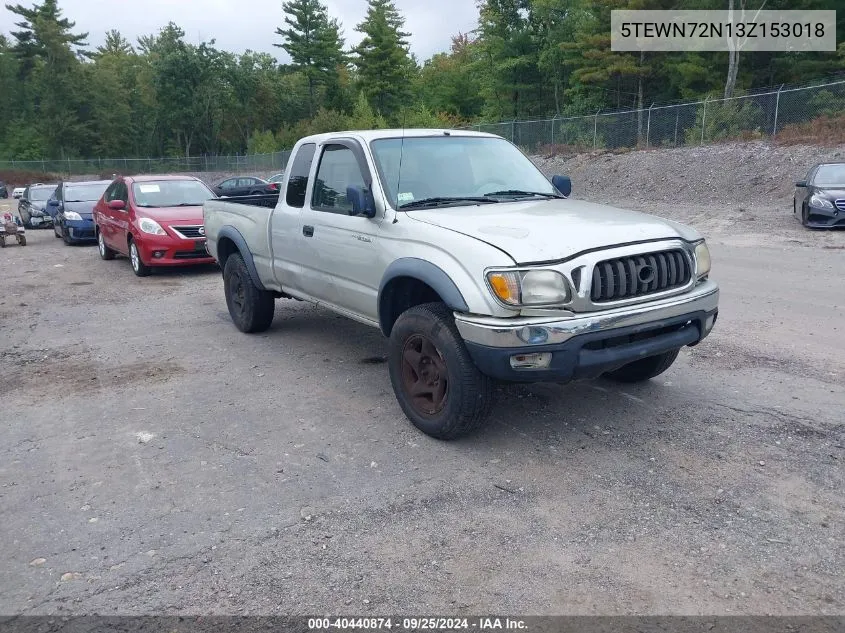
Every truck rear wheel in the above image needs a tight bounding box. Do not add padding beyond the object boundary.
[223,252,275,333]
[388,302,494,440]
[603,348,680,383]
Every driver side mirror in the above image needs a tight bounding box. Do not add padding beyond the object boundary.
[47,199,59,207]
[108,200,125,211]
[552,175,572,197]
[347,185,376,218]
[795,180,807,188]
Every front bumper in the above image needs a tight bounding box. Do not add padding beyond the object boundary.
[134,234,216,267]
[806,205,845,228]
[65,219,96,242]
[455,280,719,382]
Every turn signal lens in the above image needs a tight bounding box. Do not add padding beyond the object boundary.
[487,272,521,305]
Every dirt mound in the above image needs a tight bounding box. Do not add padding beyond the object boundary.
[532,141,845,207]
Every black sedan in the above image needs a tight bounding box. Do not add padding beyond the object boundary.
[794,162,845,228]
[212,176,278,197]
[0,181,8,198]
[18,184,58,228]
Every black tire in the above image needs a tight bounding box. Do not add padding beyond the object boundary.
[62,225,72,245]
[388,302,494,440]
[128,238,151,277]
[54,222,62,238]
[223,252,275,333]
[801,203,809,227]
[18,235,26,246]
[97,229,116,260]
[603,349,680,383]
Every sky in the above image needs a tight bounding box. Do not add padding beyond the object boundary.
[1,0,480,62]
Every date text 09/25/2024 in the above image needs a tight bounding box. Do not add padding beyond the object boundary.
[308,618,528,631]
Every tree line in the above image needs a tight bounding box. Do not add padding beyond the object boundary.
[1,0,843,161]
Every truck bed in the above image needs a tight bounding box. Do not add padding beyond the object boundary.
[203,195,281,290]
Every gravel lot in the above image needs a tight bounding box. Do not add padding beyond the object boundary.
[0,145,843,616]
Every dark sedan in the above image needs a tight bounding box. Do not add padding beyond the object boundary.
[18,184,57,228]
[47,180,111,244]
[0,181,8,198]
[211,176,278,197]
[794,162,845,228]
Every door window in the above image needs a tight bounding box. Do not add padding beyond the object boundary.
[311,145,366,214]
[285,143,316,208]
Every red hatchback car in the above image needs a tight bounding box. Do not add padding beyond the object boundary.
[93,175,217,276]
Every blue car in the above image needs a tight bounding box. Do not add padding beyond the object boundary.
[47,180,112,245]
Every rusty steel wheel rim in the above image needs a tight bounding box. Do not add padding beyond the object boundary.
[401,334,449,416]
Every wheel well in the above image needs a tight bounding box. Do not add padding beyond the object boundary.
[216,236,239,268]
[379,276,445,336]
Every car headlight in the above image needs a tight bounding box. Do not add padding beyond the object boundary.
[487,269,570,307]
[809,194,834,209]
[64,211,83,221]
[138,218,166,235]
[694,241,711,280]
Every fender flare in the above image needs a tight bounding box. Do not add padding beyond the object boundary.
[216,225,267,290]
[378,258,469,335]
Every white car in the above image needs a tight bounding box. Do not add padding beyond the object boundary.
[12,187,26,199]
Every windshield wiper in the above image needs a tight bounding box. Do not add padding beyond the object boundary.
[175,203,203,206]
[483,189,564,199]
[400,196,500,210]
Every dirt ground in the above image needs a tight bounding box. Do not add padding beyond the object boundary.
[0,145,843,616]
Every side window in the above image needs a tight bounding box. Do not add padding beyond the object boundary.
[119,183,129,203]
[56,186,63,202]
[238,178,253,188]
[285,143,316,208]
[806,167,817,184]
[219,179,234,190]
[311,145,366,214]
[104,182,118,202]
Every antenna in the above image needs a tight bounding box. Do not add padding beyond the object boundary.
[394,108,406,217]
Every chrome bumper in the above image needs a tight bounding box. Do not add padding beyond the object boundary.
[455,280,719,348]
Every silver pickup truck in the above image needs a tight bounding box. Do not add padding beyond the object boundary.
[204,129,719,440]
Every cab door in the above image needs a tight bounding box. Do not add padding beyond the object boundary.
[298,140,382,321]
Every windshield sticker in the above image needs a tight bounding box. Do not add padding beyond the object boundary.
[138,184,161,193]
[398,192,414,203]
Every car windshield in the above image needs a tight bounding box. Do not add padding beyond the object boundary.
[30,186,55,201]
[370,136,557,209]
[131,180,215,207]
[66,183,109,201]
[814,164,845,187]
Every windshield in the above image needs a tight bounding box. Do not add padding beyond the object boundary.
[30,186,55,201]
[65,183,109,202]
[814,164,845,187]
[131,180,215,207]
[370,136,557,209]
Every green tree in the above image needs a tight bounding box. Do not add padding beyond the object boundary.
[275,0,346,116]
[354,0,414,118]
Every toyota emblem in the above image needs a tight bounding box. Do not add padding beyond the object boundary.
[637,264,655,284]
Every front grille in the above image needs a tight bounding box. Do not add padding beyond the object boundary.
[173,250,211,260]
[171,225,204,239]
[834,199,845,212]
[590,249,691,302]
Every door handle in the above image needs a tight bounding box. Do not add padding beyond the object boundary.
[303,225,314,237]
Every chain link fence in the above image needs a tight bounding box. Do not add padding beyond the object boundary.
[0,151,291,177]
[471,78,845,154]
[3,78,845,176]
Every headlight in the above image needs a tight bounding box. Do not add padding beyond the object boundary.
[487,269,570,306]
[138,218,166,235]
[809,194,834,209]
[64,211,83,221]
[694,241,711,280]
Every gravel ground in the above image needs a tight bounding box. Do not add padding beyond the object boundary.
[0,145,843,617]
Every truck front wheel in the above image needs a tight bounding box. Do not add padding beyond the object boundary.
[388,303,494,440]
[223,252,275,333]
[603,349,680,383]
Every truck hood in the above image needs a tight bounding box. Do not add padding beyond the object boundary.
[406,198,700,264]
